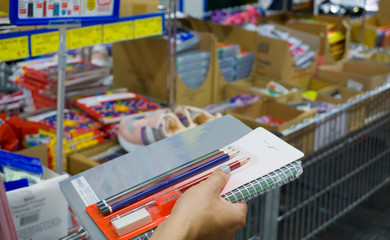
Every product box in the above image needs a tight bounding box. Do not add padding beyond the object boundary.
[263,12,350,64]
[6,147,69,240]
[317,85,365,133]
[350,15,390,48]
[224,76,303,104]
[210,23,257,103]
[317,85,360,105]
[179,17,258,103]
[256,23,320,87]
[308,78,333,91]
[228,100,317,133]
[68,140,120,176]
[119,0,159,16]
[318,60,390,90]
[113,32,216,107]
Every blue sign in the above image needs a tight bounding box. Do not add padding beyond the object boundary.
[9,0,120,26]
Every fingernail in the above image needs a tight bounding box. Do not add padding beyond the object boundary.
[219,164,230,174]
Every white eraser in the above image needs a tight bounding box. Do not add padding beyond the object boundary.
[112,208,153,236]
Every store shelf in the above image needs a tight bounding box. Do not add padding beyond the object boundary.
[0,11,165,62]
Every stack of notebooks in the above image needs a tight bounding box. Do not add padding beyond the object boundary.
[175,31,210,90]
[11,57,110,110]
[217,43,254,82]
[254,24,316,68]
[26,109,106,170]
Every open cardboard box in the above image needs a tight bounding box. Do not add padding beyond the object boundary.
[6,145,69,240]
[318,60,390,90]
[262,12,350,65]
[113,32,216,107]
[68,140,120,175]
[227,100,317,133]
[224,76,303,104]
[317,85,360,105]
[255,23,320,88]
[308,78,333,91]
[180,17,258,103]
[316,85,365,133]
[350,15,390,48]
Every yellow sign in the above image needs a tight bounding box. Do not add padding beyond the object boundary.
[103,21,134,43]
[67,25,102,50]
[31,32,60,56]
[134,16,163,38]
[0,36,29,62]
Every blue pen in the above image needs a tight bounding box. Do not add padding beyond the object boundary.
[100,149,238,216]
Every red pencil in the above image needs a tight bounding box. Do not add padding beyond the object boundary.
[178,157,250,193]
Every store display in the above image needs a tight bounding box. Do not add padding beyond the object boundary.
[9,0,120,25]
[11,57,111,110]
[1,3,389,240]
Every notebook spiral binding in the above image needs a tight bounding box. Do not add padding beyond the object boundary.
[130,161,303,240]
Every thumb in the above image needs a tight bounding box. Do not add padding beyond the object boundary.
[204,166,230,195]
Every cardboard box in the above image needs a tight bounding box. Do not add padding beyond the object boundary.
[16,145,49,168]
[68,140,120,175]
[308,78,333,91]
[263,12,350,64]
[209,23,258,103]
[224,76,303,104]
[119,0,159,16]
[317,85,360,105]
[283,124,315,155]
[317,85,365,133]
[318,60,390,90]
[255,24,320,87]
[228,100,316,133]
[350,15,390,48]
[6,146,69,240]
[113,32,216,107]
[179,18,258,103]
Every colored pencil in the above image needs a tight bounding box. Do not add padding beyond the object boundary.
[99,149,239,216]
[96,147,234,212]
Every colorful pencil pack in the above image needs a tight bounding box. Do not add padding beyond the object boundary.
[75,92,160,124]
[27,109,103,141]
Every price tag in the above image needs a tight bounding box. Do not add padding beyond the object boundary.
[67,25,102,50]
[103,21,134,43]
[134,16,163,38]
[31,32,60,56]
[0,36,29,62]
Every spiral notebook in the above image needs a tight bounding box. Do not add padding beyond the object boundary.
[59,115,303,240]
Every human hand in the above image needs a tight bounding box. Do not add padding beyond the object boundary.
[150,167,248,240]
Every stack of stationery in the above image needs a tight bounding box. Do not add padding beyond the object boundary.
[75,91,160,138]
[26,109,105,170]
[177,50,211,89]
[286,18,346,61]
[217,43,254,82]
[11,57,110,110]
[252,24,316,68]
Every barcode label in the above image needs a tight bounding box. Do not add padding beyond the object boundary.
[71,176,99,207]
[20,213,39,227]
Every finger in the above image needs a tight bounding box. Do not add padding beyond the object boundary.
[204,168,230,195]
